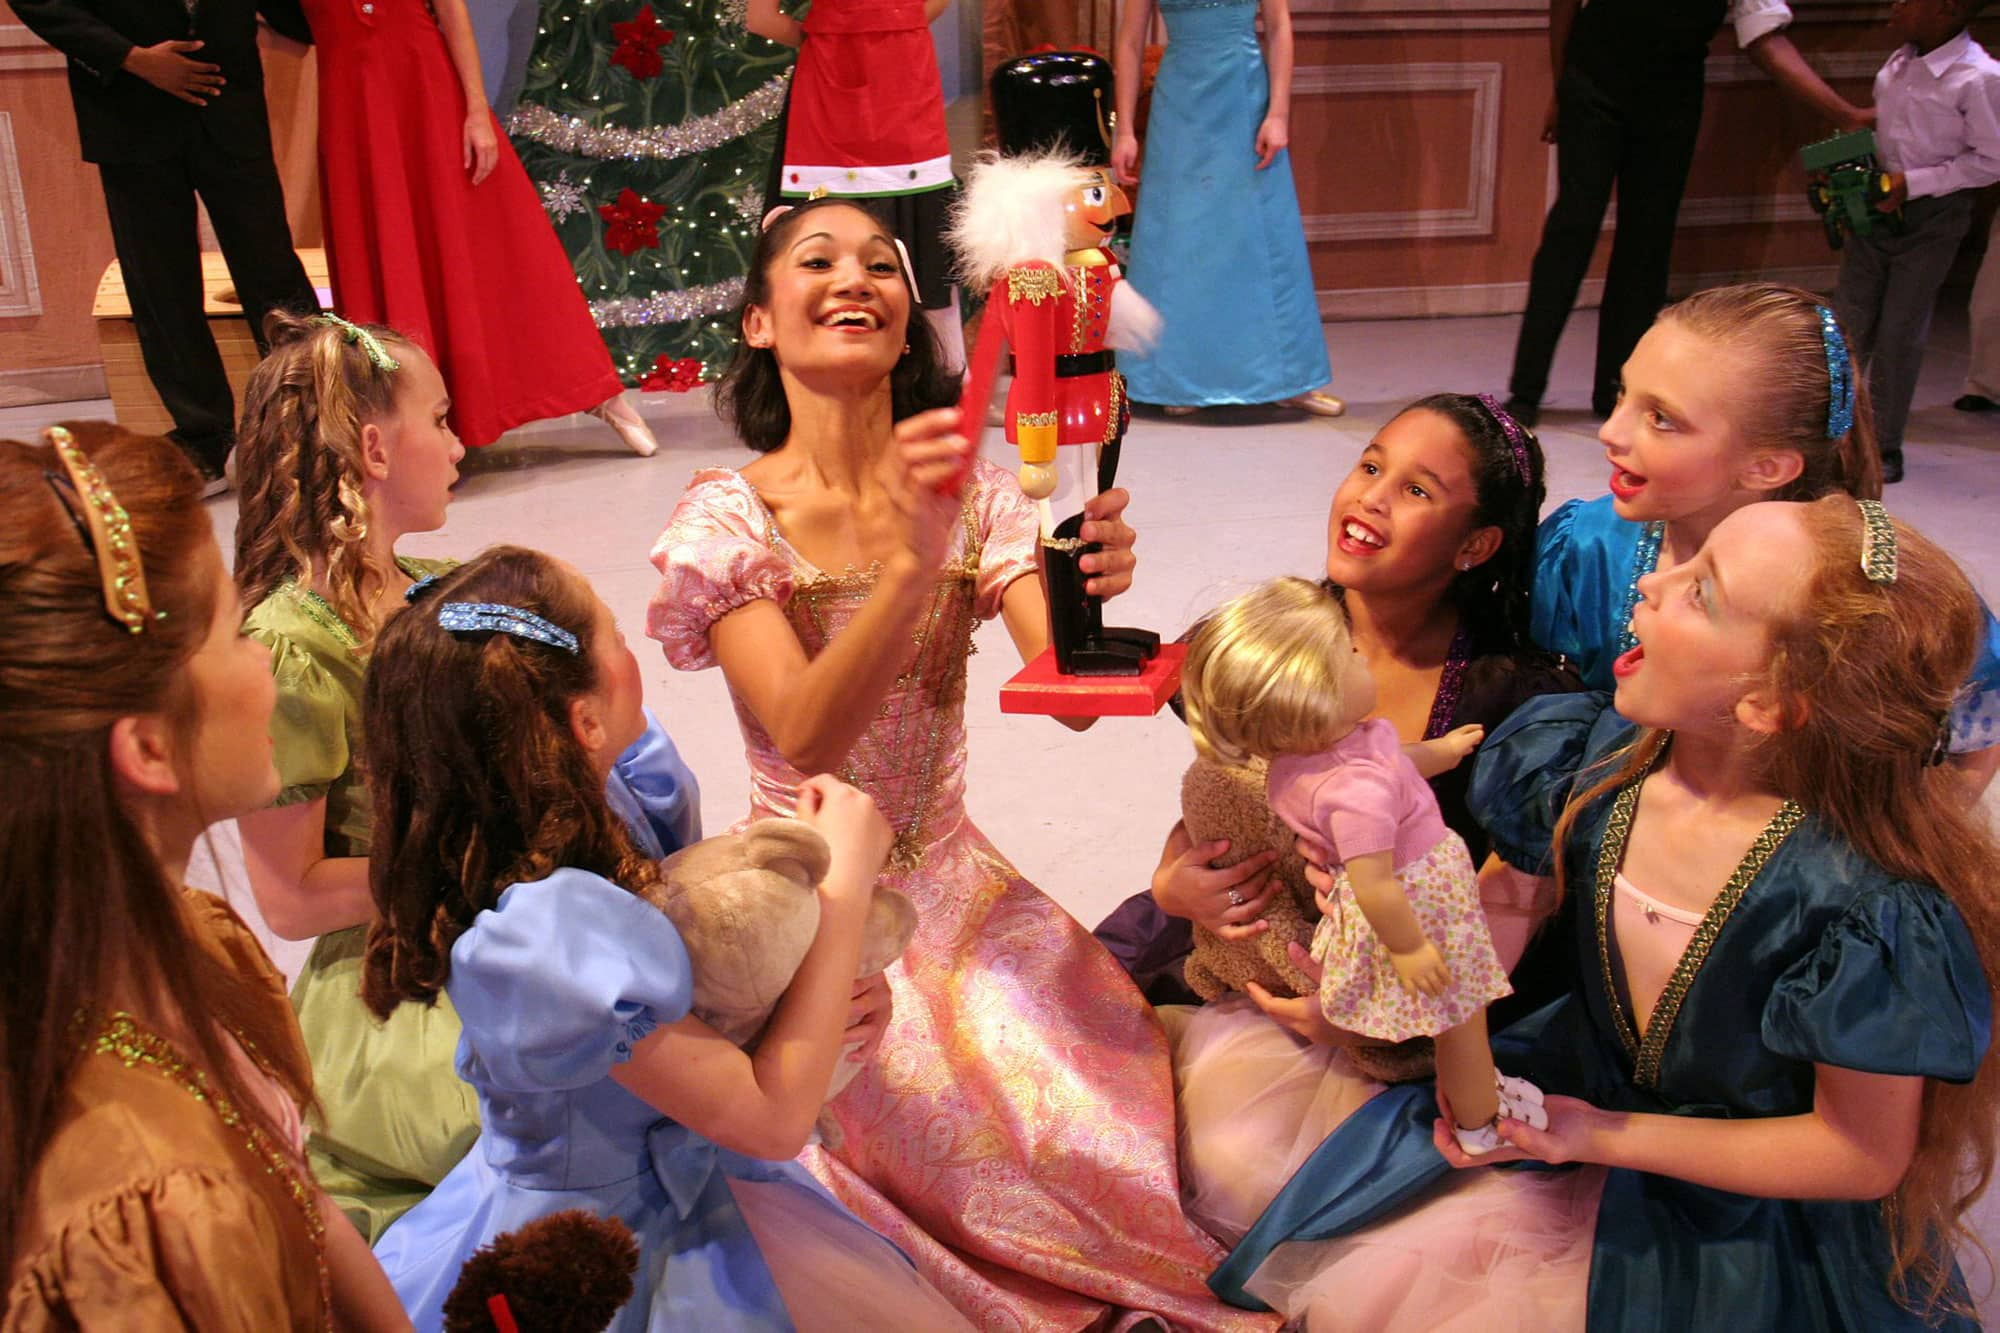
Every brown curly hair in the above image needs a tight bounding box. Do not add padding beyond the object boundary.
[359,546,660,1019]
[233,309,418,645]
[1552,497,2000,1314]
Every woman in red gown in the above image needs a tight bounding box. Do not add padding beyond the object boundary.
[302,0,657,453]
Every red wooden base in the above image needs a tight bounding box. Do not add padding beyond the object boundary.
[998,643,1186,718]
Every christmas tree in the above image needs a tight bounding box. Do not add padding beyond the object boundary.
[507,0,796,389]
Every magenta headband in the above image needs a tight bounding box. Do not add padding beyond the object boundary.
[1474,394,1535,486]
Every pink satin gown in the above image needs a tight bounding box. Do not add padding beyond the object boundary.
[648,461,1275,1332]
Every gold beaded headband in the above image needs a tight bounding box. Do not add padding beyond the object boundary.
[43,426,157,634]
[1857,499,1898,584]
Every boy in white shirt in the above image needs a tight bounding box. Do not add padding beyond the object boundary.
[1833,0,2000,482]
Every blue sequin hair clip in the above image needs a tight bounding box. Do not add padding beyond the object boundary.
[436,601,580,655]
[404,572,442,602]
[1817,305,1854,440]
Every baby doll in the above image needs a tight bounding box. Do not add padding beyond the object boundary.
[1181,575,1545,1152]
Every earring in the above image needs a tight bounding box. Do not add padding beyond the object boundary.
[902,342,911,356]
[1456,560,1472,572]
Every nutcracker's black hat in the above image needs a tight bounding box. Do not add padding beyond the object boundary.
[990,51,1115,164]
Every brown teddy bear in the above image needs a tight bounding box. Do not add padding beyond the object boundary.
[1180,756,1435,1085]
[643,817,917,1109]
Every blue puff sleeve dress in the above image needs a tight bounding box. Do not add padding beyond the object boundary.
[1211,693,1992,1332]
[370,872,971,1333]
[1531,496,2000,752]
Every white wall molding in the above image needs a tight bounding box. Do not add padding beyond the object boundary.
[1296,62,1502,243]
[0,112,42,318]
[0,25,66,72]
[1315,263,1841,320]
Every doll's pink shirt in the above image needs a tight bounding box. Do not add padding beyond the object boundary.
[1266,718,1450,870]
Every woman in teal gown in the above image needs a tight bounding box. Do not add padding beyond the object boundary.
[1110,0,1337,413]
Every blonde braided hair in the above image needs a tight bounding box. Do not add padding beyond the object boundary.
[234,309,414,645]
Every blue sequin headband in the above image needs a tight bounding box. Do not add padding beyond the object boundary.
[1817,306,1854,440]
[313,313,402,373]
[436,601,580,655]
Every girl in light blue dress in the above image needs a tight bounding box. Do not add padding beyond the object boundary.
[357,547,970,1332]
[1111,0,1340,415]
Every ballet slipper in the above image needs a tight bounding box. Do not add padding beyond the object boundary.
[1283,391,1346,418]
[589,394,659,458]
[1453,1071,1549,1156]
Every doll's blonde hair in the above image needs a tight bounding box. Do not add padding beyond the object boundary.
[1182,577,1356,766]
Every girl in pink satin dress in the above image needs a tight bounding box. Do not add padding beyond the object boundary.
[647,198,1273,1331]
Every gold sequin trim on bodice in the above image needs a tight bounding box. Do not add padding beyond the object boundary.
[81,1010,331,1328]
[1590,755,1804,1088]
[762,502,985,873]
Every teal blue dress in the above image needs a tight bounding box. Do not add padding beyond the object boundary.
[1531,495,2000,752]
[1119,0,1330,408]
[1211,693,1992,1331]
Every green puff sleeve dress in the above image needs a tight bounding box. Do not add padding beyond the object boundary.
[243,557,479,1240]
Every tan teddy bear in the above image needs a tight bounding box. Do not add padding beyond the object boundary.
[1180,756,1435,1085]
[643,818,917,1110]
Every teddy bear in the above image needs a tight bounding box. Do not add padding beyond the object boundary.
[643,817,917,1107]
[1180,756,1435,1085]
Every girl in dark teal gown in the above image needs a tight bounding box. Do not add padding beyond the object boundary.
[1212,496,2000,1331]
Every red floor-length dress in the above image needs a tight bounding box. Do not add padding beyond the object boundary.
[303,0,622,446]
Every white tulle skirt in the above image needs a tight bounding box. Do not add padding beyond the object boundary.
[1166,996,1598,1331]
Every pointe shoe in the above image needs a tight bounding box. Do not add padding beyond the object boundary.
[1283,391,1346,418]
[589,395,659,458]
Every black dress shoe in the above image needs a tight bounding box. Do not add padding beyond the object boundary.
[1955,393,1996,413]
[1881,451,1905,484]
[1501,397,1539,428]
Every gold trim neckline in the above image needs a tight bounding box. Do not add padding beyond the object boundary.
[80,1009,331,1328]
[1590,752,1804,1088]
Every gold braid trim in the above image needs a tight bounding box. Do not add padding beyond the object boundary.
[1006,266,1063,306]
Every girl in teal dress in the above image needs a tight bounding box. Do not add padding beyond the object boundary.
[1531,282,2000,778]
[1212,496,2000,1331]
[1110,0,1340,415]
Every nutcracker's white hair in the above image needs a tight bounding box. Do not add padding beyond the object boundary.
[949,150,1092,295]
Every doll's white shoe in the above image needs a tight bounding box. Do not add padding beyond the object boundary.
[1452,1072,1548,1156]
[1497,1070,1546,1114]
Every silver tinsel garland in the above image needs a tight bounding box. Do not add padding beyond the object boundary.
[508,73,790,162]
[591,277,746,328]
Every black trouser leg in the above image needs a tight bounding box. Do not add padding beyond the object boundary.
[1595,83,1704,413]
[191,135,316,355]
[98,157,233,469]
[1508,70,1621,406]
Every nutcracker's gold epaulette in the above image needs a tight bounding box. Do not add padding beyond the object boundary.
[1006,263,1064,306]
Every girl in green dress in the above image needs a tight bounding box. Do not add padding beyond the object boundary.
[232,310,474,1239]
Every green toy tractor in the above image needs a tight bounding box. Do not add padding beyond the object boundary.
[1802,129,1906,250]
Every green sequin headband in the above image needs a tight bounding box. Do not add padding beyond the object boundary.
[1857,499,1897,584]
[313,313,402,372]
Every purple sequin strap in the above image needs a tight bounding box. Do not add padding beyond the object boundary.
[1423,622,1474,741]
[1474,393,1534,485]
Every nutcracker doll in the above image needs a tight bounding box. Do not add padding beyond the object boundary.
[953,53,1175,701]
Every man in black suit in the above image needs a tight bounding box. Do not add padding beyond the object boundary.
[18,0,319,490]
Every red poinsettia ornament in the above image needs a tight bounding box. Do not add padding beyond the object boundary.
[610,6,675,81]
[599,189,667,255]
[641,354,706,393]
